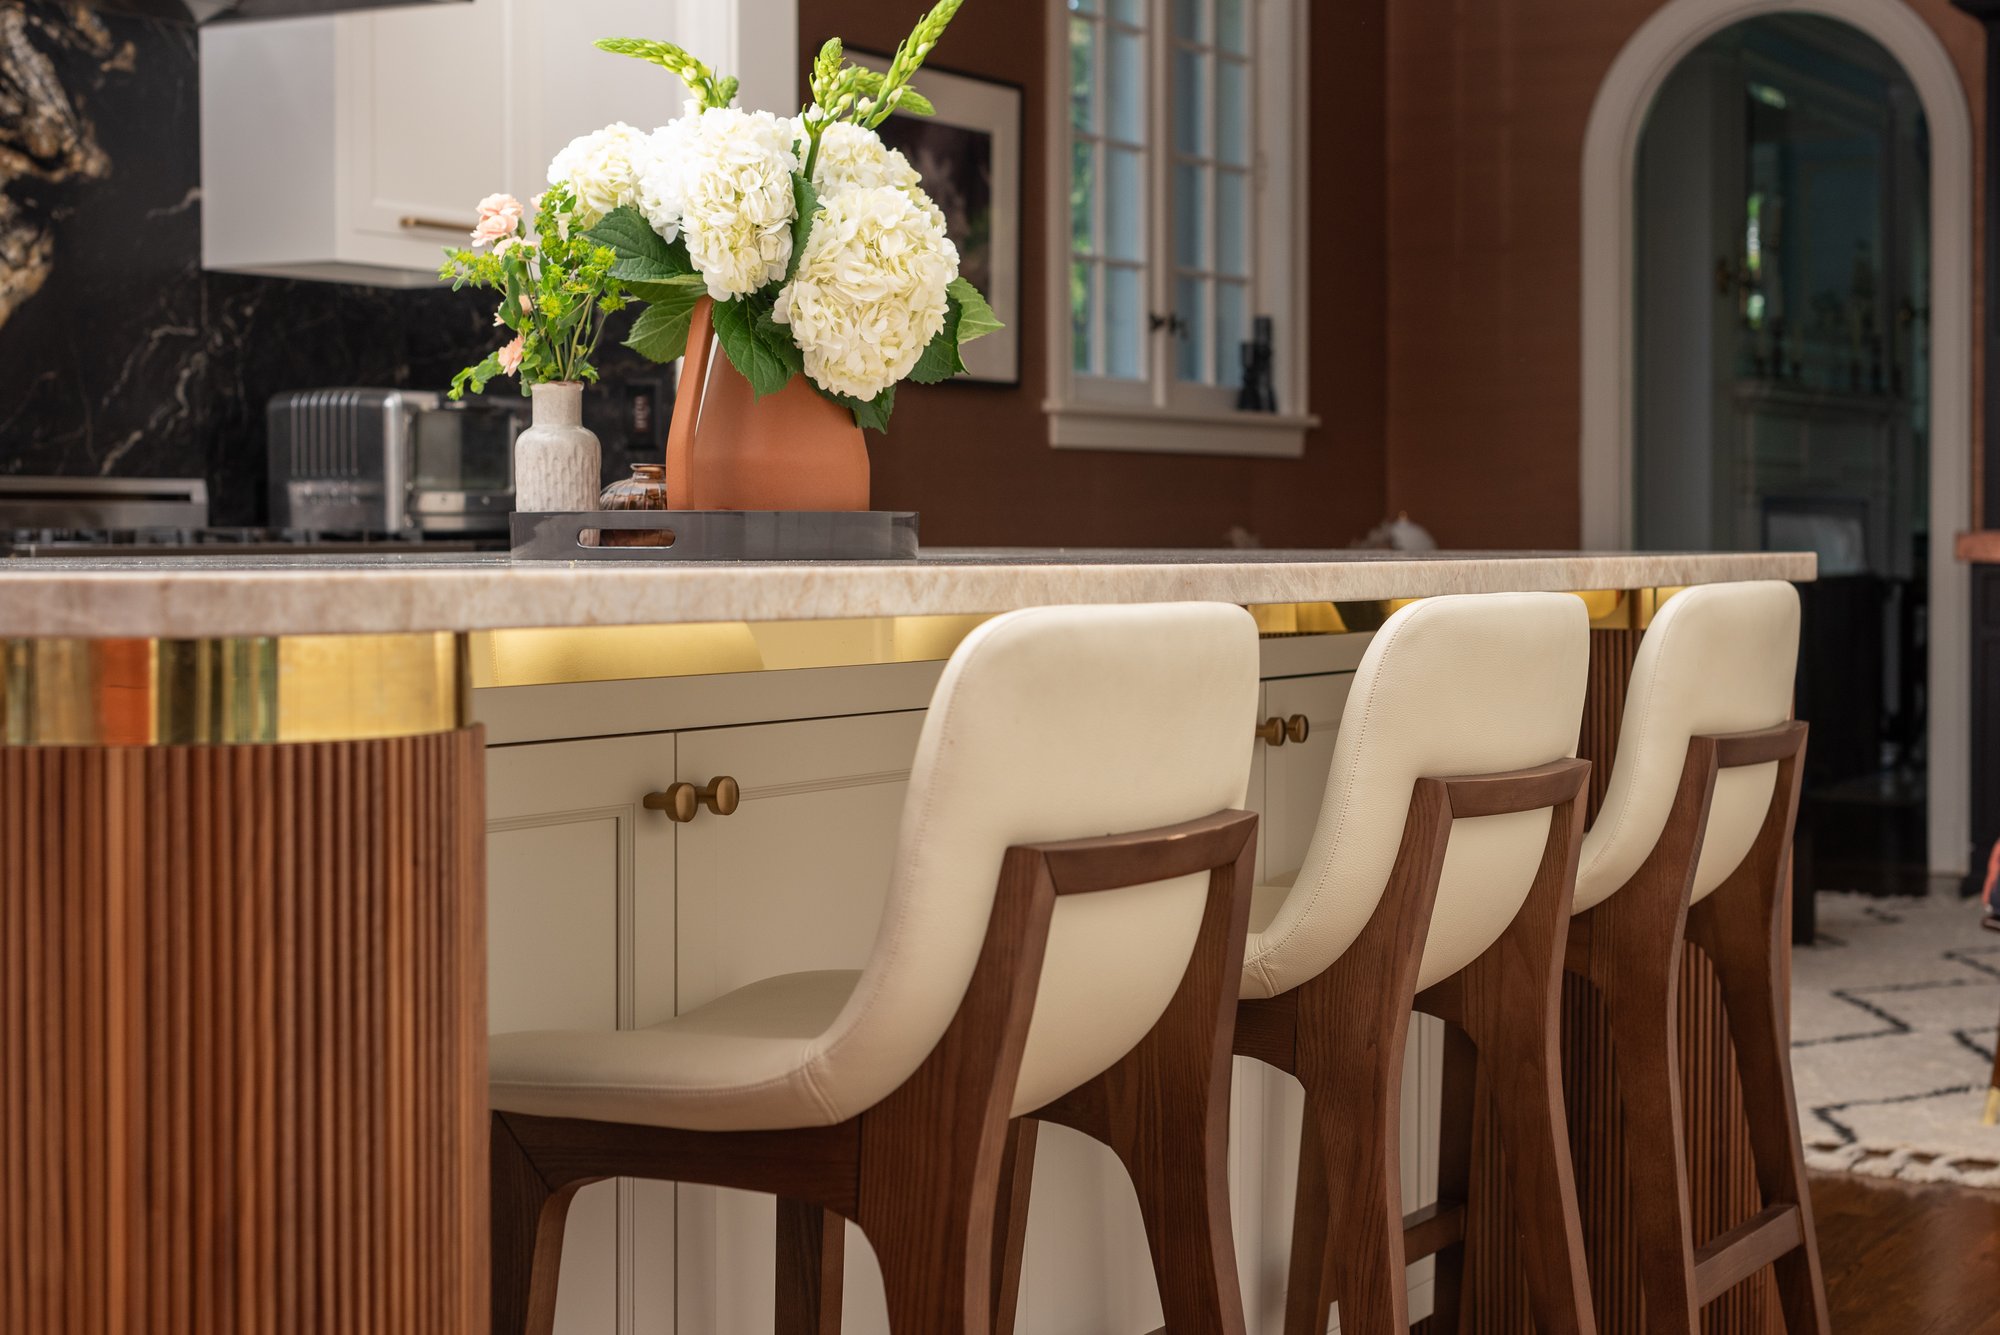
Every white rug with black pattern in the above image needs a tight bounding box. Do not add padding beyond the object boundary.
[1790,891,2000,1188]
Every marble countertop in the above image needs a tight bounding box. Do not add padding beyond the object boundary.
[0,548,1817,639]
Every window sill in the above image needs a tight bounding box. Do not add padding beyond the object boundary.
[1044,402,1318,459]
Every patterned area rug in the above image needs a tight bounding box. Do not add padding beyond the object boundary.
[1790,892,2000,1188]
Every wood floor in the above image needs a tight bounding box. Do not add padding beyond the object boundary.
[1406,1170,2000,1333]
[1812,1170,2000,1334]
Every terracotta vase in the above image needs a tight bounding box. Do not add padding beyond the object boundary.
[665,298,870,511]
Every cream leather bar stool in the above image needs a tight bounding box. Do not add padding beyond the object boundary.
[1560,580,1829,1335]
[487,603,1263,1335]
[992,592,1601,1335]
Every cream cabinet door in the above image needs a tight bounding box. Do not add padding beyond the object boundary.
[671,710,927,1335]
[488,733,680,1335]
[338,0,519,247]
[1249,671,1441,1331]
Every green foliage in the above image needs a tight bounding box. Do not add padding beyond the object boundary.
[711,296,800,399]
[947,277,1002,343]
[585,206,692,276]
[907,295,968,385]
[595,37,736,109]
[440,185,633,399]
[622,277,706,363]
[786,172,819,282]
[827,384,897,434]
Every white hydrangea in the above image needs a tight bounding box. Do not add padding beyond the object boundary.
[810,122,920,196]
[774,184,959,402]
[547,122,650,226]
[631,108,696,244]
[663,106,803,300]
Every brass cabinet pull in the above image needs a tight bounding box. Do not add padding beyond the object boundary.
[1255,717,1287,748]
[1285,714,1310,744]
[643,776,742,822]
[399,215,478,234]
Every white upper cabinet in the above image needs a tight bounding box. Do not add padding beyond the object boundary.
[200,0,749,285]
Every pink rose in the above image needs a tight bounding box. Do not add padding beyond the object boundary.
[472,193,524,246]
[497,335,525,376]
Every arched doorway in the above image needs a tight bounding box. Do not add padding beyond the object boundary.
[1578,0,1972,881]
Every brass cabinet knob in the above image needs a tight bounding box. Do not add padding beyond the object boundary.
[1285,714,1310,745]
[643,777,741,822]
[700,775,741,817]
[1255,717,1287,747]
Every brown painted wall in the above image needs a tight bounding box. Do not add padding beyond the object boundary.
[1382,0,1987,547]
[799,0,1390,548]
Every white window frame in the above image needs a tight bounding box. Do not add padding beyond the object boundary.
[1044,0,1315,457]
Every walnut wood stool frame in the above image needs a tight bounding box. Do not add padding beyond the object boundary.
[1561,721,1828,1334]
[988,757,1598,1335]
[490,808,1259,1335]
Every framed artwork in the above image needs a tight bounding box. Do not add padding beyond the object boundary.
[863,54,1023,386]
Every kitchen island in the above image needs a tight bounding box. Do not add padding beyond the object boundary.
[0,549,1814,1335]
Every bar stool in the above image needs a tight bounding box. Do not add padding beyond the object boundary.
[486,602,1264,1335]
[1563,580,1829,1334]
[992,591,1600,1335]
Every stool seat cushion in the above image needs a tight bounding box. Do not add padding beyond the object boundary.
[490,970,863,1131]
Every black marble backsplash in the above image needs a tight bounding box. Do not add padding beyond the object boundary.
[0,2,661,525]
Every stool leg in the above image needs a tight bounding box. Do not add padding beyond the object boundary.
[1036,828,1257,1335]
[987,1120,1037,1335]
[490,1113,592,1335]
[1425,1024,1478,1335]
[1581,898,1701,1335]
[1689,882,1831,1335]
[1280,1119,1336,1335]
[1304,1077,1410,1335]
[776,1199,845,1335]
[1452,793,1596,1335]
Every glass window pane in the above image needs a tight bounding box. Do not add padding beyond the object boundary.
[1070,19,1096,134]
[1215,280,1247,388]
[1216,169,1247,275]
[1174,162,1208,270]
[1177,275,1208,383]
[1106,266,1144,380]
[1068,0,1099,14]
[1217,59,1249,165]
[1071,139,1096,254]
[1216,0,1247,53]
[1110,0,1142,24]
[1072,261,1095,374]
[1172,0,1204,43]
[1106,147,1143,262]
[1172,48,1208,156]
[1107,28,1144,143]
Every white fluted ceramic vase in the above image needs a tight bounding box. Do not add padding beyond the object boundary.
[514,382,601,513]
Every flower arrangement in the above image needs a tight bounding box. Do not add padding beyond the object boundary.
[542,0,1000,432]
[440,187,633,399]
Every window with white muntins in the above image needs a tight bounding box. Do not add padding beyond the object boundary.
[1048,0,1313,456]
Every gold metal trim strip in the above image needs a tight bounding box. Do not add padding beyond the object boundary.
[0,633,464,746]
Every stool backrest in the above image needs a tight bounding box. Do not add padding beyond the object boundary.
[807,602,1261,1122]
[1573,580,1800,913]
[1242,592,1589,998]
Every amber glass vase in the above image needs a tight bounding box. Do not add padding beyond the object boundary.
[597,463,673,546]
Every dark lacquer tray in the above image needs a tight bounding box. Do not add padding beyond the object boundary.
[509,510,920,562]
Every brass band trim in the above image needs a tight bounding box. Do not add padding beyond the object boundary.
[3,590,1687,733]
[0,633,465,745]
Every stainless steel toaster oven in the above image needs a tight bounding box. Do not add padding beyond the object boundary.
[267,388,523,536]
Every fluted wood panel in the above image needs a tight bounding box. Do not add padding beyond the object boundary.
[0,730,489,1335]
[1461,629,1779,1334]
